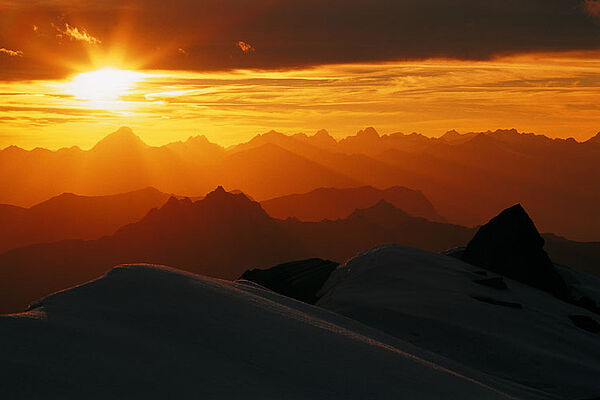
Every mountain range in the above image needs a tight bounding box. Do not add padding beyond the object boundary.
[2,126,600,240]
[0,184,438,254]
[0,187,170,254]
[0,187,473,314]
[1,186,599,314]
[2,212,599,399]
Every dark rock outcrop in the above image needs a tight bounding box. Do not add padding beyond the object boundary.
[569,315,600,334]
[462,204,570,300]
[240,258,338,304]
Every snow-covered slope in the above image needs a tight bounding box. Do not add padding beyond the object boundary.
[317,245,600,399]
[1,263,542,399]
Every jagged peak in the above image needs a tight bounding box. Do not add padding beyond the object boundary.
[356,127,380,138]
[213,185,226,194]
[462,203,571,300]
[203,186,253,204]
[441,129,461,139]
[91,127,148,152]
[585,131,600,143]
[163,195,193,208]
[2,144,25,152]
[493,128,519,135]
[186,134,211,143]
[261,130,285,138]
[350,199,408,218]
[310,129,337,144]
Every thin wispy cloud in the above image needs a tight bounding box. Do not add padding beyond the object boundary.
[0,48,23,57]
[55,23,101,44]
[237,41,255,54]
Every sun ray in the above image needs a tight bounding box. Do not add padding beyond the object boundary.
[63,68,148,102]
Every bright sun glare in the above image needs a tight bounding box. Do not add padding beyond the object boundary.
[65,68,146,101]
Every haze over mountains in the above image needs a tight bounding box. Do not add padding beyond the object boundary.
[1,154,598,397]
[0,187,170,254]
[2,126,600,240]
[261,185,442,222]
[0,187,474,314]
[1,185,598,315]
[0,184,439,254]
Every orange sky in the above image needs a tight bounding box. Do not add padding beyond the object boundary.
[1,53,600,149]
[1,1,599,148]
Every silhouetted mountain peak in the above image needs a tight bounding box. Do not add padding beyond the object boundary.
[462,204,570,300]
[186,135,210,143]
[91,127,148,152]
[493,128,519,136]
[262,130,285,138]
[160,196,193,211]
[210,185,227,196]
[350,199,409,220]
[2,144,25,153]
[202,186,265,214]
[441,130,461,140]
[356,127,380,138]
[585,131,600,144]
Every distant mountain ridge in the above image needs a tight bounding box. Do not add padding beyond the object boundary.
[0,187,474,314]
[0,185,442,254]
[261,185,443,222]
[0,186,598,315]
[2,125,600,240]
[0,187,170,254]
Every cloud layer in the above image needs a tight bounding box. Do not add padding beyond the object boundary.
[0,0,598,80]
[1,54,599,149]
[0,48,23,57]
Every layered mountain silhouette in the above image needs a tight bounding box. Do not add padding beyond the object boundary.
[3,126,599,240]
[0,187,170,253]
[0,187,474,314]
[261,186,442,222]
[0,184,441,254]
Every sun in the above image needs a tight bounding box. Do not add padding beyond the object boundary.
[65,68,147,101]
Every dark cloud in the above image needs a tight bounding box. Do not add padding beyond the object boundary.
[0,0,599,80]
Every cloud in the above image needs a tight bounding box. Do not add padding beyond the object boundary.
[55,23,101,44]
[584,0,600,17]
[1,0,600,80]
[0,48,23,57]
[237,41,255,54]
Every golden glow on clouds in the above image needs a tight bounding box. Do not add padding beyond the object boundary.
[1,53,600,149]
[0,48,23,57]
[237,41,255,53]
[55,23,102,44]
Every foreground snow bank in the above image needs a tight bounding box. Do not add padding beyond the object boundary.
[317,245,600,399]
[0,264,529,399]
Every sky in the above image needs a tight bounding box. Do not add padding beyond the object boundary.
[1,0,599,149]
